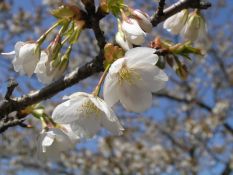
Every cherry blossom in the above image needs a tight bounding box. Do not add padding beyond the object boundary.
[103,47,168,112]
[52,92,124,138]
[131,9,153,33]
[34,51,67,84]
[181,11,207,42]
[121,19,146,45]
[1,41,40,76]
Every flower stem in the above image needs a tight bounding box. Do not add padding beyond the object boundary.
[61,36,70,45]
[36,20,61,44]
[92,64,111,97]
[39,115,47,129]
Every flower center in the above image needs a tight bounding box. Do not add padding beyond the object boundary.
[80,99,101,117]
[118,63,141,84]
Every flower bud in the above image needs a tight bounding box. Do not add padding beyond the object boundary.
[121,18,146,45]
[131,9,153,33]
[181,11,207,42]
[163,9,189,35]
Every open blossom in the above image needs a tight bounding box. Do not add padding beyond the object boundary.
[163,9,189,35]
[103,47,168,113]
[34,51,67,84]
[121,18,146,45]
[1,41,40,76]
[52,92,124,138]
[37,128,74,161]
[131,9,153,33]
[181,11,207,42]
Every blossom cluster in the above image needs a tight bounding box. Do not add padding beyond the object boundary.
[163,9,207,42]
[1,2,208,161]
[36,47,168,161]
[2,41,68,84]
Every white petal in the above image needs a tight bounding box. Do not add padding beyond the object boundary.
[68,92,89,99]
[133,9,153,33]
[125,47,158,66]
[41,133,55,148]
[126,34,145,45]
[12,56,24,73]
[37,128,74,161]
[109,57,126,75]
[1,51,15,58]
[34,51,48,74]
[115,32,133,50]
[181,12,205,42]
[71,117,102,138]
[35,52,67,84]
[61,124,80,141]
[52,96,87,123]
[119,82,153,112]
[89,96,109,114]
[163,10,188,35]
[122,19,145,36]
[52,128,74,150]
[135,63,168,92]
[18,43,39,76]
[103,73,119,107]
[23,57,40,76]
[14,41,25,57]
[101,107,124,135]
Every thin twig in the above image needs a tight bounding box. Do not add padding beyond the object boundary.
[151,0,211,26]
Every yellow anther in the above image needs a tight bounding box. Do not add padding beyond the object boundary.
[118,63,141,84]
[79,99,101,116]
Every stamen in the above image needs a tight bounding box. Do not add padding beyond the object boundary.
[79,99,101,117]
[118,63,141,84]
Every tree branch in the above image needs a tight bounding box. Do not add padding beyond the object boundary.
[151,0,211,26]
[0,57,103,118]
[0,2,107,125]
[5,78,18,100]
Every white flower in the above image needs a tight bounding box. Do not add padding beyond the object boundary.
[115,32,133,51]
[181,11,207,42]
[163,9,189,35]
[34,51,67,84]
[37,128,74,161]
[131,9,153,33]
[121,19,146,45]
[52,92,124,138]
[1,41,40,76]
[103,47,168,112]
